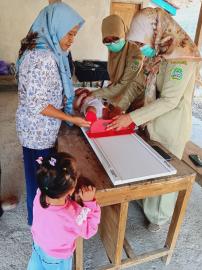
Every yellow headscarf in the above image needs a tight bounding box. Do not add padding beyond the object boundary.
[102,15,138,84]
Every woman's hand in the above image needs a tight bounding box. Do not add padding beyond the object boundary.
[79,185,96,202]
[41,105,91,127]
[107,114,133,131]
[71,116,91,127]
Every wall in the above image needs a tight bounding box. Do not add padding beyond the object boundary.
[112,0,145,3]
[0,0,110,63]
[65,0,110,61]
[112,0,148,7]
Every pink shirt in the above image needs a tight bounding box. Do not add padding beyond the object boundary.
[31,190,101,259]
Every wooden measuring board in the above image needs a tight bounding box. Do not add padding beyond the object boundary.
[81,128,177,185]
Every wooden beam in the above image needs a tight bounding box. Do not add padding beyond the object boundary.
[162,179,193,265]
[123,238,137,259]
[182,141,202,186]
[98,248,170,270]
[95,175,195,207]
[75,238,83,270]
[48,0,61,4]
[195,2,202,49]
[99,202,129,265]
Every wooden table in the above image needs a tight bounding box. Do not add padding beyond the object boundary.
[58,124,196,270]
[183,141,202,186]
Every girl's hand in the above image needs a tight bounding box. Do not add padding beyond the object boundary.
[71,116,91,127]
[79,185,96,202]
[107,114,133,131]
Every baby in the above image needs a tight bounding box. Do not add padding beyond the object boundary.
[73,88,122,122]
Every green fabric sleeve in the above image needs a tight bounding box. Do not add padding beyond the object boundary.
[130,61,196,126]
[116,71,145,111]
[92,52,143,109]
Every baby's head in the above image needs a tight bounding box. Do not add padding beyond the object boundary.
[36,152,78,208]
[102,103,122,119]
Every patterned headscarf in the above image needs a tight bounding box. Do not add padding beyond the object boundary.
[127,8,201,105]
[18,2,84,114]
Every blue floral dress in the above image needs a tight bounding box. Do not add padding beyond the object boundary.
[16,49,63,149]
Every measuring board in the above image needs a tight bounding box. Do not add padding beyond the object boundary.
[81,128,177,185]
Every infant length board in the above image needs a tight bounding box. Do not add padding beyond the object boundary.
[81,129,177,185]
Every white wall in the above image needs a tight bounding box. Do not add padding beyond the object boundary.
[65,0,110,61]
[0,0,110,63]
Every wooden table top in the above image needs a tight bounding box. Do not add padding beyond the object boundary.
[57,124,195,193]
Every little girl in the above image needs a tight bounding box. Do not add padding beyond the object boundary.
[27,152,101,270]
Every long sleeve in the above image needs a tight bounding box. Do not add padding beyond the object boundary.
[73,200,101,239]
[16,49,63,149]
[116,70,145,111]
[130,61,196,126]
[92,46,143,108]
[25,53,62,115]
[31,192,101,259]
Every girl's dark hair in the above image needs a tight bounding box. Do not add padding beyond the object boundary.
[37,152,78,208]
[18,32,38,59]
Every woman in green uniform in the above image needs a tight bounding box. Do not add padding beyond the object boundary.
[91,14,145,112]
[107,8,201,231]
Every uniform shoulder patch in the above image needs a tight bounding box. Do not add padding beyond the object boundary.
[131,59,140,72]
[170,66,183,80]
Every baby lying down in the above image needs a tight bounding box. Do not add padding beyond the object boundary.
[73,88,122,122]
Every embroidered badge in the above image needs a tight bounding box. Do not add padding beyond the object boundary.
[131,59,139,72]
[76,207,91,226]
[171,67,183,80]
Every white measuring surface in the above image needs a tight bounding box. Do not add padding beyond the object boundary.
[81,128,177,185]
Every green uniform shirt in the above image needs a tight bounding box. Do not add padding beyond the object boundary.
[130,60,198,159]
[92,45,145,111]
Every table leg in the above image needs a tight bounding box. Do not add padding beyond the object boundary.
[99,202,129,266]
[75,237,83,270]
[163,177,194,265]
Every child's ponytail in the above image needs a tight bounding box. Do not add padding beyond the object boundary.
[40,192,49,209]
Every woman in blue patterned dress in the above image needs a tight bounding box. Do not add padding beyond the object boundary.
[16,2,90,225]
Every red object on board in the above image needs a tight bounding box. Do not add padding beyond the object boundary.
[86,119,135,138]
[85,111,97,123]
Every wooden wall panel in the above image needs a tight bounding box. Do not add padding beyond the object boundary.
[111,2,140,27]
